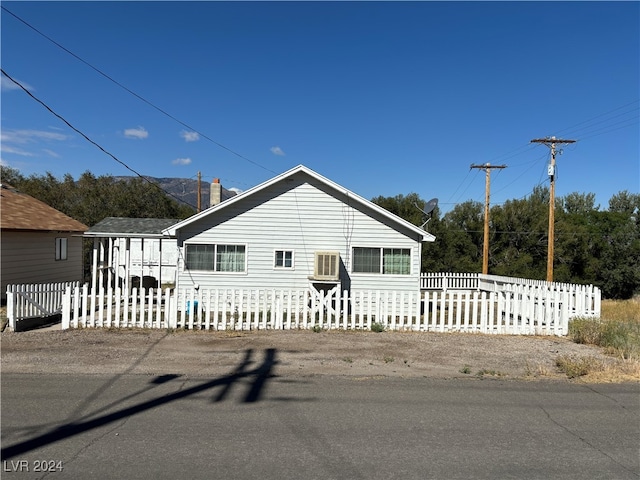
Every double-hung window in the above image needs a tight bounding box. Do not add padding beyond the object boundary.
[382,248,411,275]
[55,237,68,261]
[185,244,246,272]
[352,247,380,273]
[274,250,294,269]
[353,247,411,275]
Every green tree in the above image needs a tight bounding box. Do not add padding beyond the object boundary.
[434,200,484,273]
[371,193,442,271]
[489,186,549,279]
[371,193,429,227]
[560,192,598,215]
[0,168,195,226]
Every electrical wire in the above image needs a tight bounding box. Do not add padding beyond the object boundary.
[445,167,472,205]
[1,5,277,175]
[1,69,197,210]
[553,100,639,138]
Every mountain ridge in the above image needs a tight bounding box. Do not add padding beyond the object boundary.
[114,176,232,211]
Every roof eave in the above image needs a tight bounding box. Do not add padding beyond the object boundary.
[83,232,175,239]
[163,165,438,243]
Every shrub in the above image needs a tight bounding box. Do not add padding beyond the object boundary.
[569,317,602,345]
[370,322,385,333]
[569,309,640,360]
[600,320,640,359]
[555,355,603,379]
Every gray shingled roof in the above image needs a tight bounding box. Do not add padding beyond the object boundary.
[85,217,180,237]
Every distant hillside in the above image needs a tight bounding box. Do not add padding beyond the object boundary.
[115,176,238,210]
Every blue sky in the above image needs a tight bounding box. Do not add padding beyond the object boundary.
[1,1,638,213]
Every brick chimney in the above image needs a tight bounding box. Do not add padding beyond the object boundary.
[210,178,221,207]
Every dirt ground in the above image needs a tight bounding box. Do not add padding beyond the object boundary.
[0,324,622,381]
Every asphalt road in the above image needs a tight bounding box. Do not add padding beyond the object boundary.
[2,365,638,479]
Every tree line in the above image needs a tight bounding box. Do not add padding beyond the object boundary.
[372,188,640,299]
[1,167,195,225]
[2,166,638,299]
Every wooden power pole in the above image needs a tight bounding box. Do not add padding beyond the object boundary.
[197,171,202,213]
[470,163,507,274]
[530,136,576,282]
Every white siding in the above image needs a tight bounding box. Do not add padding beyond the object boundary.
[175,174,422,294]
[1,231,84,301]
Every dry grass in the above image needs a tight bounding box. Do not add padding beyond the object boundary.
[0,306,7,332]
[561,299,640,382]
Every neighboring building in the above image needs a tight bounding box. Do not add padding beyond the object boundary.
[0,184,88,302]
[163,165,435,297]
[84,217,181,291]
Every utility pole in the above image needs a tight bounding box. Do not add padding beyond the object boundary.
[530,136,576,282]
[197,171,202,213]
[470,163,507,274]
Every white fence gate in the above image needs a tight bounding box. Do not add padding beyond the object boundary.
[6,281,80,331]
[61,281,600,336]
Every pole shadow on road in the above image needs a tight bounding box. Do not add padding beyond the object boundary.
[2,347,293,460]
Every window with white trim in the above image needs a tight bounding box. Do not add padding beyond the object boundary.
[352,247,411,275]
[274,250,294,269]
[55,237,68,261]
[185,244,246,272]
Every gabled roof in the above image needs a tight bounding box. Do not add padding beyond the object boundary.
[85,217,181,238]
[0,184,88,232]
[164,165,435,242]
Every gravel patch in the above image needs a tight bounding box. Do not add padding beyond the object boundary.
[1,328,613,381]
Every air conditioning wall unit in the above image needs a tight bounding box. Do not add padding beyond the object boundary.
[313,251,340,281]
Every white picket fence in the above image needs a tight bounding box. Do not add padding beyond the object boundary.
[421,272,480,291]
[419,272,601,295]
[60,281,601,336]
[5,281,80,331]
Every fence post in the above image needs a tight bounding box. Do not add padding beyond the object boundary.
[560,289,570,336]
[61,285,71,330]
[7,285,15,331]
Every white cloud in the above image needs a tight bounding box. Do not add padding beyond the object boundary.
[0,129,67,158]
[1,129,67,144]
[270,146,286,156]
[42,149,61,158]
[172,157,192,166]
[180,130,200,142]
[124,126,149,139]
[0,145,33,157]
[1,76,34,92]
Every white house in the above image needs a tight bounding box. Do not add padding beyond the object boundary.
[163,165,435,298]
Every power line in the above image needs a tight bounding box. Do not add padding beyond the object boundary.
[491,152,548,198]
[531,136,576,282]
[446,168,473,205]
[1,5,277,175]
[1,69,197,210]
[554,100,639,138]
